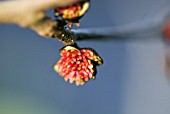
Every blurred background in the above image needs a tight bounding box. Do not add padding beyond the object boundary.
[1,0,170,114]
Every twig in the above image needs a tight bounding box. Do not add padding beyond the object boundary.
[53,6,170,45]
[53,19,163,45]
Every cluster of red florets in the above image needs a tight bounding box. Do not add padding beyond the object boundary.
[54,46,103,86]
[54,0,90,29]
[54,3,82,19]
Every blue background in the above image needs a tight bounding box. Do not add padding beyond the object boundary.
[1,0,170,114]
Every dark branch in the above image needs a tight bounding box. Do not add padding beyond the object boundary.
[53,6,170,45]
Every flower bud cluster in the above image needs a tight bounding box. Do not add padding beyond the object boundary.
[54,46,103,86]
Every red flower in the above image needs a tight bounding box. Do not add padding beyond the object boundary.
[54,45,103,86]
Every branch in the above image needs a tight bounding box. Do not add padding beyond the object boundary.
[53,19,163,45]
[53,6,170,44]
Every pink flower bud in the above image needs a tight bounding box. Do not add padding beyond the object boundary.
[54,45,103,86]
